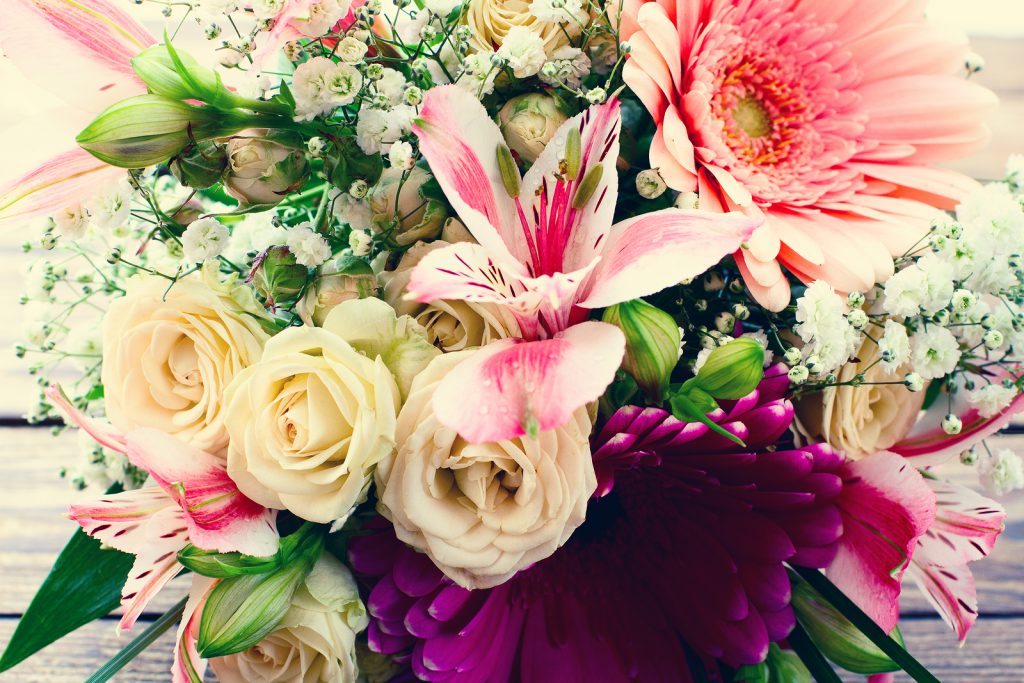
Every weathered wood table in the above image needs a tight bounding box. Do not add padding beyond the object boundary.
[0,31,1022,683]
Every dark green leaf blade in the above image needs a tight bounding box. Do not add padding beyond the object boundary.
[0,526,133,672]
[84,597,187,683]
[788,622,843,683]
[792,566,941,683]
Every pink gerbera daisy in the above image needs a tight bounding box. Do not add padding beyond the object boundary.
[621,0,997,310]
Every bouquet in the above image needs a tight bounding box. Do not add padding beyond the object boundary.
[1,0,1021,680]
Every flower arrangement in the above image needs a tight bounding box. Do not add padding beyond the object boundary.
[0,0,1021,681]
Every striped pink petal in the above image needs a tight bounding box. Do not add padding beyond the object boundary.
[118,506,189,631]
[0,148,125,225]
[172,576,217,683]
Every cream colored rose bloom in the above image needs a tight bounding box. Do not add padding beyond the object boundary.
[465,0,580,56]
[224,301,402,523]
[102,270,270,454]
[796,332,925,459]
[382,241,519,352]
[211,554,368,683]
[376,352,597,589]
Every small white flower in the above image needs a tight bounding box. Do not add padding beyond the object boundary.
[878,320,910,373]
[538,46,592,90]
[424,0,463,14]
[331,190,372,230]
[287,222,332,267]
[53,204,88,239]
[388,140,415,170]
[904,372,925,392]
[941,413,963,435]
[348,229,373,256]
[978,448,1024,496]
[457,51,498,97]
[528,0,586,24]
[337,36,369,64]
[882,265,928,317]
[251,0,287,19]
[375,68,407,104]
[788,365,809,385]
[293,57,363,121]
[585,87,608,104]
[354,105,414,154]
[911,325,961,380]
[496,26,547,78]
[181,216,230,263]
[916,253,955,314]
[222,212,288,265]
[86,180,132,230]
[967,384,1018,418]
[198,0,239,15]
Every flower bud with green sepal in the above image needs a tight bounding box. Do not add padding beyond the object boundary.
[324,137,384,195]
[791,578,903,674]
[169,140,228,189]
[601,299,680,401]
[249,245,310,310]
[693,336,765,399]
[223,130,310,208]
[197,524,326,658]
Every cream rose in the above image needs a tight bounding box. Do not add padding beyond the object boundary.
[223,130,309,207]
[465,0,580,56]
[497,93,568,164]
[224,300,402,523]
[382,241,519,352]
[368,167,448,247]
[101,270,270,454]
[376,352,597,589]
[796,331,925,459]
[210,554,368,683]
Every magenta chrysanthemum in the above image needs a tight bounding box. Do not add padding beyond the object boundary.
[350,365,845,680]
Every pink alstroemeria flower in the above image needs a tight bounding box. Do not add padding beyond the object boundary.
[0,0,154,224]
[48,387,278,632]
[407,85,758,443]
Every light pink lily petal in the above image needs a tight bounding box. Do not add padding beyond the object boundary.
[432,322,625,443]
[577,208,759,309]
[45,383,127,453]
[68,486,176,555]
[0,0,153,112]
[126,429,279,557]
[892,368,1024,466]
[907,479,1005,641]
[828,451,937,633]
[521,98,622,273]
[172,575,217,683]
[405,240,531,308]
[118,506,189,631]
[0,148,126,225]
[412,85,524,264]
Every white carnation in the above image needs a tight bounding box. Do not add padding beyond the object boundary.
[375,68,407,105]
[293,57,363,121]
[388,140,415,170]
[979,448,1024,496]
[910,326,961,380]
[287,222,332,267]
[967,384,1017,418]
[53,204,88,239]
[539,46,592,89]
[348,229,373,256]
[181,216,230,263]
[496,26,547,78]
[877,320,910,373]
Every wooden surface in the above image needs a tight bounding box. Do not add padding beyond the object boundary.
[0,25,1023,683]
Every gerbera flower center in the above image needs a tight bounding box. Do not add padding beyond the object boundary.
[732,95,773,139]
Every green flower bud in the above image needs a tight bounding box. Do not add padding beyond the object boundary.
[77,94,249,168]
[602,300,681,400]
[694,337,764,400]
[197,525,325,658]
[177,544,280,578]
[250,246,309,309]
[792,579,902,674]
[169,140,228,189]
[766,644,811,682]
[132,43,233,108]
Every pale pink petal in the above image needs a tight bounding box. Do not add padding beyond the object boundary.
[892,369,1024,465]
[623,61,669,124]
[412,86,524,264]
[792,0,927,43]
[906,561,978,643]
[45,383,127,453]
[68,486,176,555]
[0,149,124,225]
[636,1,682,93]
[405,240,532,308]
[431,322,625,443]
[118,506,189,631]
[846,23,968,82]
[126,429,279,557]
[577,208,758,309]
[734,249,792,311]
[0,0,152,112]
[172,576,217,683]
[828,451,937,633]
[846,162,979,206]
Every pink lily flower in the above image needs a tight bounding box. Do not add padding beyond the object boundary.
[907,479,1005,642]
[0,0,154,224]
[172,575,217,683]
[408,85,758,443]
[827,451,937,634]
[48,386,278,632]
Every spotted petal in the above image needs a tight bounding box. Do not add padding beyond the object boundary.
[432,322,625,443]
[68,486,176,555]
[578,209,760,309]
[827,451,936,633]
[118,506,189,631]
[172,576,217,683]
[126,429,279,557]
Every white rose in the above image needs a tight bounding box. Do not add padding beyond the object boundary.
[101,270,270,454]
[376,352,597,589]
[224,300,412,523]
[210,554,368,683]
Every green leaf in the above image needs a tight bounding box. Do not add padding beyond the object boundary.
[177,545,280,578]
[0,524,133,672]
[84,597,187,683]
[734,663,769,683]
[787,622,844,683]
[669,390,746,447]
[791,566,940,683]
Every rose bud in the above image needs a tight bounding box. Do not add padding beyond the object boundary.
[223,131,310,208]
[249,246,309,309]
[497,93,568,164]
[602,299,681,401]
[296,255,378,326]
[369,167,448,247]
[694,336,765,400]
[77,94,247,168]
[169,140,229,189]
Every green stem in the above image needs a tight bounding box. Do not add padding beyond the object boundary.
[787,622,843,683]
[84,597,188,683]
